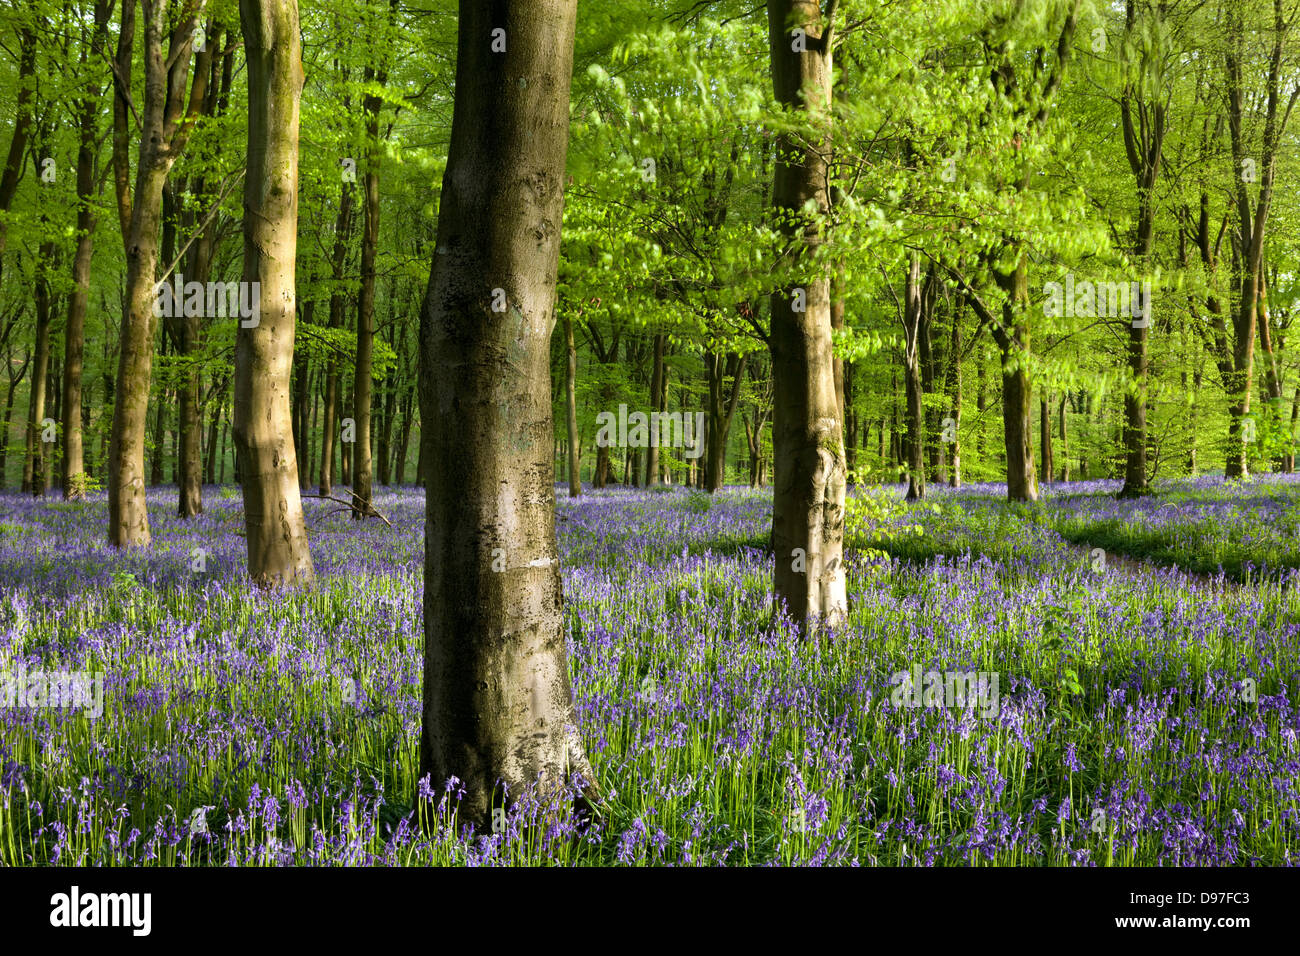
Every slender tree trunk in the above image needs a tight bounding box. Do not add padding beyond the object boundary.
[319,179,354,496]
[563,309,581,496]
[23,244,56,496]
[704,350,745,493]
[1,348,31,488]
[645,331,663,487]
[233,0,314,588]
[902,253,926,500]
[108,0,208,547]
[767,0,847,629]
[63,1,112,499]
[1039,394,1054,488]
[0,20,36,286]
[352,79,383,517]
[946,310,961,487]
[1054,393,1068,482]
[417,0,594,824]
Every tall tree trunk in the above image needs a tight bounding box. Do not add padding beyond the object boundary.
[563,309,581,496]
[394,391,413,484]
[644,331,664,487]
[767,0,847,629]
[319,179,354,496]
[23,244,56,496]
[946,312,962,487]
[108,0,208,547]
[704,350,746,493]
[1055,390,1066,478]
[0,19,36,286]
[340,380,353,486]
[1117,0,1164,498]
[1039,394,1054,488]
[378,380,395,486]
[902,253,926,500]
[352,69,384,517]
[1,348,31,488]
[417,0,594,824]
[233,0,314,588]
[63,1,112,499]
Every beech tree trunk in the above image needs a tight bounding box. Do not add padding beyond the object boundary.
[233,0,314,588]
[767,0,847,630]
[108,0,208,547]
[563,309,582,496]
[62,1,112,499]
[319,178,354,496]
[0,18,35,287]
[704,350,746,492]
[944,309,962,487]
[645,331,664,487]
[417,0,595,824]
[352,57,387,517]
[901,253,925,500]
[23,243,56,496]
[1039,394,1054,487]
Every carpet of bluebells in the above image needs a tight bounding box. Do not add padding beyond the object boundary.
[1,476,1299,866]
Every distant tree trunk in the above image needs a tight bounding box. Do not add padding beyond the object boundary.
[704,350,745,493]
[1117,0,1163,498]
[1218,2,1290,478]
[319,179,354,496]
[63,1,112,499]
[767,0,847,629]
[23,243,56,495]
[1,348,31,488]
[379,378,396,485]
[902,253,926,500]
[1258,282,1291,472]
[177,27,230,517]
[844,359,858,480]
[340,381,353,486]
[1057,393,1069,482]
[645,331,664,487]
[232,0,314,588]
[951,312,961,486]
[352,62,385,517]
[417,0,595,824]
[149,374,167,486]
[393,390,413,483]
[563,309,581,496]
[1039,394,1054,487]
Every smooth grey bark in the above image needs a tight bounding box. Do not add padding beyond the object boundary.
[108,0,209,546]
[417,0,595,824]
[767,0,847,630]
[233,0,314,588]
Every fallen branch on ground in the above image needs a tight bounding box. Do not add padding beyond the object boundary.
[301,492,394,528]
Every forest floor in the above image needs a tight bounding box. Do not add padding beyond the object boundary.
[1,475,1298,865]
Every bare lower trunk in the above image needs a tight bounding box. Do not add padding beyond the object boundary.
[352,83,383,517]
[108,0,207,547]
[24,245,55,496]
[1058,393,1070,482]
[645,332,664,487]
[417,0,594,824]
[1039,394,1054,488]
[563,309,581,496]
[233,0,314,588]
[767,0,847,630]
[902,253,925,500]
[63,3,111,499]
